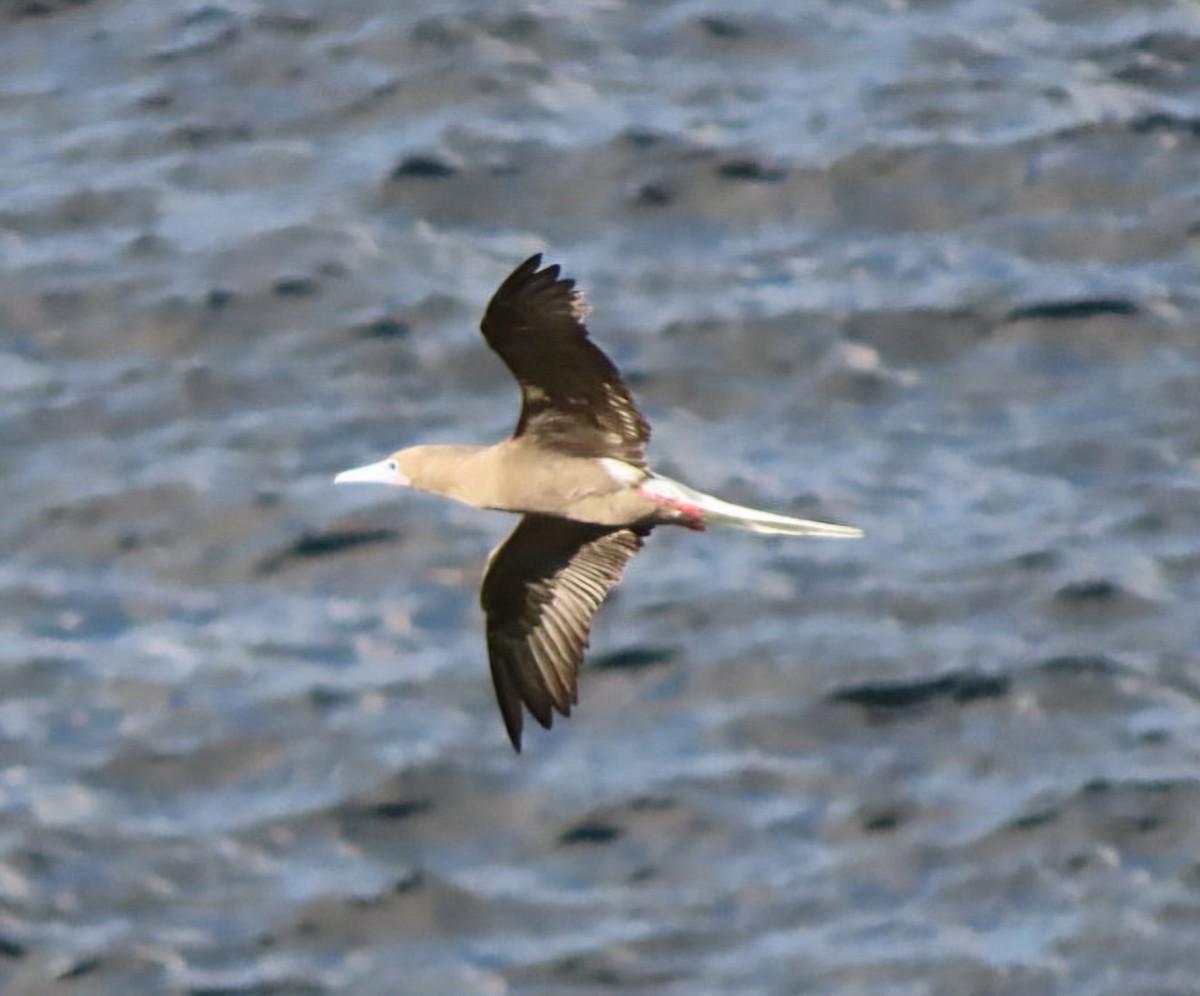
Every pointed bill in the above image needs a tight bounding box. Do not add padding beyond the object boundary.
[334,458,408,486]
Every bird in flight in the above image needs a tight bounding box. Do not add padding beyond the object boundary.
[336,254,862,750]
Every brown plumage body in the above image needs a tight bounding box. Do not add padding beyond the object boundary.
[389,442,669,528]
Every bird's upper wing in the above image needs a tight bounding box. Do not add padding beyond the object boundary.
[480,514,648,750]
[480,254,650,467]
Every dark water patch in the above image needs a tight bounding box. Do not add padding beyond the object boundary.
[2,0,95,18]
[829,670,1010,711]
[1099,32,1200,92]
[366,797,433,821]
[1036,654,1124,676]
[57,956,101,980]
[664,9,808,61]
[559,820,622,846]
[410,12,481,48]
[1120,485,1200,535]
[370,125,821,232]
[486,11,542,44]
[552,795,691,860]
[716,158,787,183]
[697,16,745,40]
[206,287,237,310]
[307,685,357,711]
[633,182,674,207]
[1021,654,1146,715]
[1005,298,1139,322]
[622,127,667,150]
[257,528,399,574]
[1008,808,1060,832]
[524,948,688,990]
[1077,778,1200,852]
[271,275,320,298]
[589,645,676,671]
[1022,652,1161,720]
[1129,112,1200,136]
[351,315,411,340]
[349,868,425,906]
[188,979,326,996]
[122,232,175,264]
[1050,577,1155,622]
[253,10,320,36]
[391,869,425,894]
[860,806,906,833]
[171,119,255,150]
[389,154,457,181]
[1001,775,1197,850]
[1137,728,1171,746]
[1011,549,1061,571]
[629,794,675,812]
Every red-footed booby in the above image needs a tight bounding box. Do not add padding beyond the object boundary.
[336,254,861,750]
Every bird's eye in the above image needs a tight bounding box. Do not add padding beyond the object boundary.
[387,460,398,472]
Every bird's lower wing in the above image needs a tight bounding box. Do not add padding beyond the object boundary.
[480,515,647,750]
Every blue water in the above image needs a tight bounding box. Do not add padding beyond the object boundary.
[1,1,1199,992]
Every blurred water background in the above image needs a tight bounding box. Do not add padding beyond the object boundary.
[2,1,1200,993]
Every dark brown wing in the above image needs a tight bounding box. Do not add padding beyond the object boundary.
[480,514,648,750]
[480,254,650,467]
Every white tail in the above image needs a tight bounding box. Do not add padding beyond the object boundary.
[643,474,863,538]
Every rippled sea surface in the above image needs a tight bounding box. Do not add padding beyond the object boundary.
[2,1,1199,993]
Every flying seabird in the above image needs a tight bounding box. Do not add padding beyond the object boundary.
[335,254,862,750]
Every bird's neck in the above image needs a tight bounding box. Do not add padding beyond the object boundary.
[405,444,502,507]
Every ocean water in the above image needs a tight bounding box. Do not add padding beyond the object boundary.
[1,1,1199,993]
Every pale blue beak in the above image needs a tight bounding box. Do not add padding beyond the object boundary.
[333,458,408,487]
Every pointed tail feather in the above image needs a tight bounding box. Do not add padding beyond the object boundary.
[644,475,863,538]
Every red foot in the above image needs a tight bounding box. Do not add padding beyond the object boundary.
[640,488,706,530]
